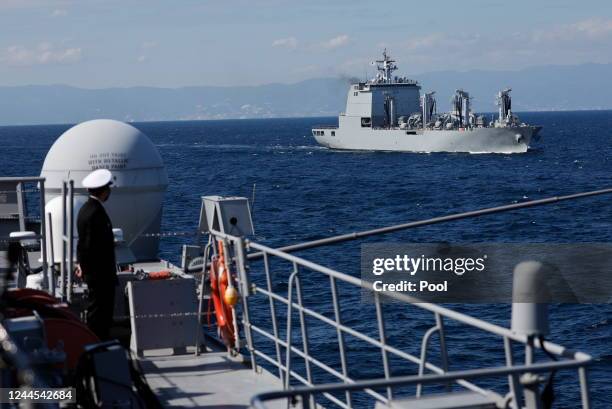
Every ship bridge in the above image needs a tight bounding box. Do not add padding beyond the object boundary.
[344,50,421,128]
[313,50,422,137]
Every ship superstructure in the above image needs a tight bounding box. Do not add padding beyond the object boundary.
[313,50,541,153]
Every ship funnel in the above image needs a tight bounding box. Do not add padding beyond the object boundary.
[511,261,550,336]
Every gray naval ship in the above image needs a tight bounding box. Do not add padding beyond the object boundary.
[313,50,542,153]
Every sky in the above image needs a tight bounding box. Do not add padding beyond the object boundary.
[1,0,612,88]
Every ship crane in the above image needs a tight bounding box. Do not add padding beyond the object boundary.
[421,92,437,128]
[497,88,513,126]
[451,89,472,128]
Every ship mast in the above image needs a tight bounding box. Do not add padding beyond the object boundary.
[372,49,397,83]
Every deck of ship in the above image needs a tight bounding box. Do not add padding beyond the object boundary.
[140,345,284,409]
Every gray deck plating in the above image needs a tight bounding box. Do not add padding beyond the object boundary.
[141,347,284,408]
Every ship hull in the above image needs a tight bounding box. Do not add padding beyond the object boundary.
[313,122,541,154]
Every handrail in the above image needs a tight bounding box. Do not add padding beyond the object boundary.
[0,176,46,183]
[251,358,591,409]
[246,240,587,362]
[208,229,592,409]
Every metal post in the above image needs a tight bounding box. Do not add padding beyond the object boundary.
[16,182,25,231]
[416,325,438,397]
[263,252,285,384]
[60,182,67,301]
[234,237,257,371]
[330,275,351,407]
[504,336,523,409]
[234,237,251,297]
[293,264,313,388]
[435,313,451,391]
[195,239,211,356]
[47,213,55,291]
[578,367,591,409]
[522,335,542,409]
[374,292,392,401]
[67,180,74,302]
[39,179,51,293]
[525,335,534,365]
[284,271,297,389]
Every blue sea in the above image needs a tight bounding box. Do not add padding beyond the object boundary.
[0,112,611,407]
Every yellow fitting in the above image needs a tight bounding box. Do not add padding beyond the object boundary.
[224,286,240,306]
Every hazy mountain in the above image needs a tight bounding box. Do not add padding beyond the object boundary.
[0,63,610,126]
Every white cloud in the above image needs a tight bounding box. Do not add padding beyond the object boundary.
[141,41,158,49]
[272,37,298,49]
[137,55,147,63]
[4,43,82,66]
[51,8,67,17]
[573,18,612,37]
[405,33,447,51]
[319,34,350,50]
[532,18,612,42]
[395,18,612,72]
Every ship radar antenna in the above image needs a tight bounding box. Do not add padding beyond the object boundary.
[371,48,397,84]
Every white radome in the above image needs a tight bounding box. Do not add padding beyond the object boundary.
[40,119,168,261]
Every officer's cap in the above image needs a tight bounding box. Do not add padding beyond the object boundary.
[82,169,113,189]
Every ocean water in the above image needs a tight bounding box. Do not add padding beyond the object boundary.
[0,112,611,407]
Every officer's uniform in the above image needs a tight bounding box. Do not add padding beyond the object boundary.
[77,169,117,340]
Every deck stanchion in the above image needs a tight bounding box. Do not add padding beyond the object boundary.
[330,275,351,407]
[60,182,67,301]
[504,336,523,409]
[195,239,211,355]
[435,313,451,391]
[38,179,52,293]
[234,237,257,371]
[284,271,297,389]
[293,265,312,386]
[262,251,285,384]
[579,367,591,409]
[47,212,56,297]
[67,180,74,302]
[374,292,392,401]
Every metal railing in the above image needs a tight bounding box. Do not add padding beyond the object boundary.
[0,177,52,292]
[207,229,592,409]
[0,177,78,301]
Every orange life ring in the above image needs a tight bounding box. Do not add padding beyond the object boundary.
[209,241,238,348]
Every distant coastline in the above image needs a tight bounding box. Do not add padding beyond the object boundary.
[0,62,611,126]
[2,109,612,128]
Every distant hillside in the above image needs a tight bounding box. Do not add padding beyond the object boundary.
[0,63,611,125]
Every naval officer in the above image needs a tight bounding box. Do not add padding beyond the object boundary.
[76,168,117,340]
